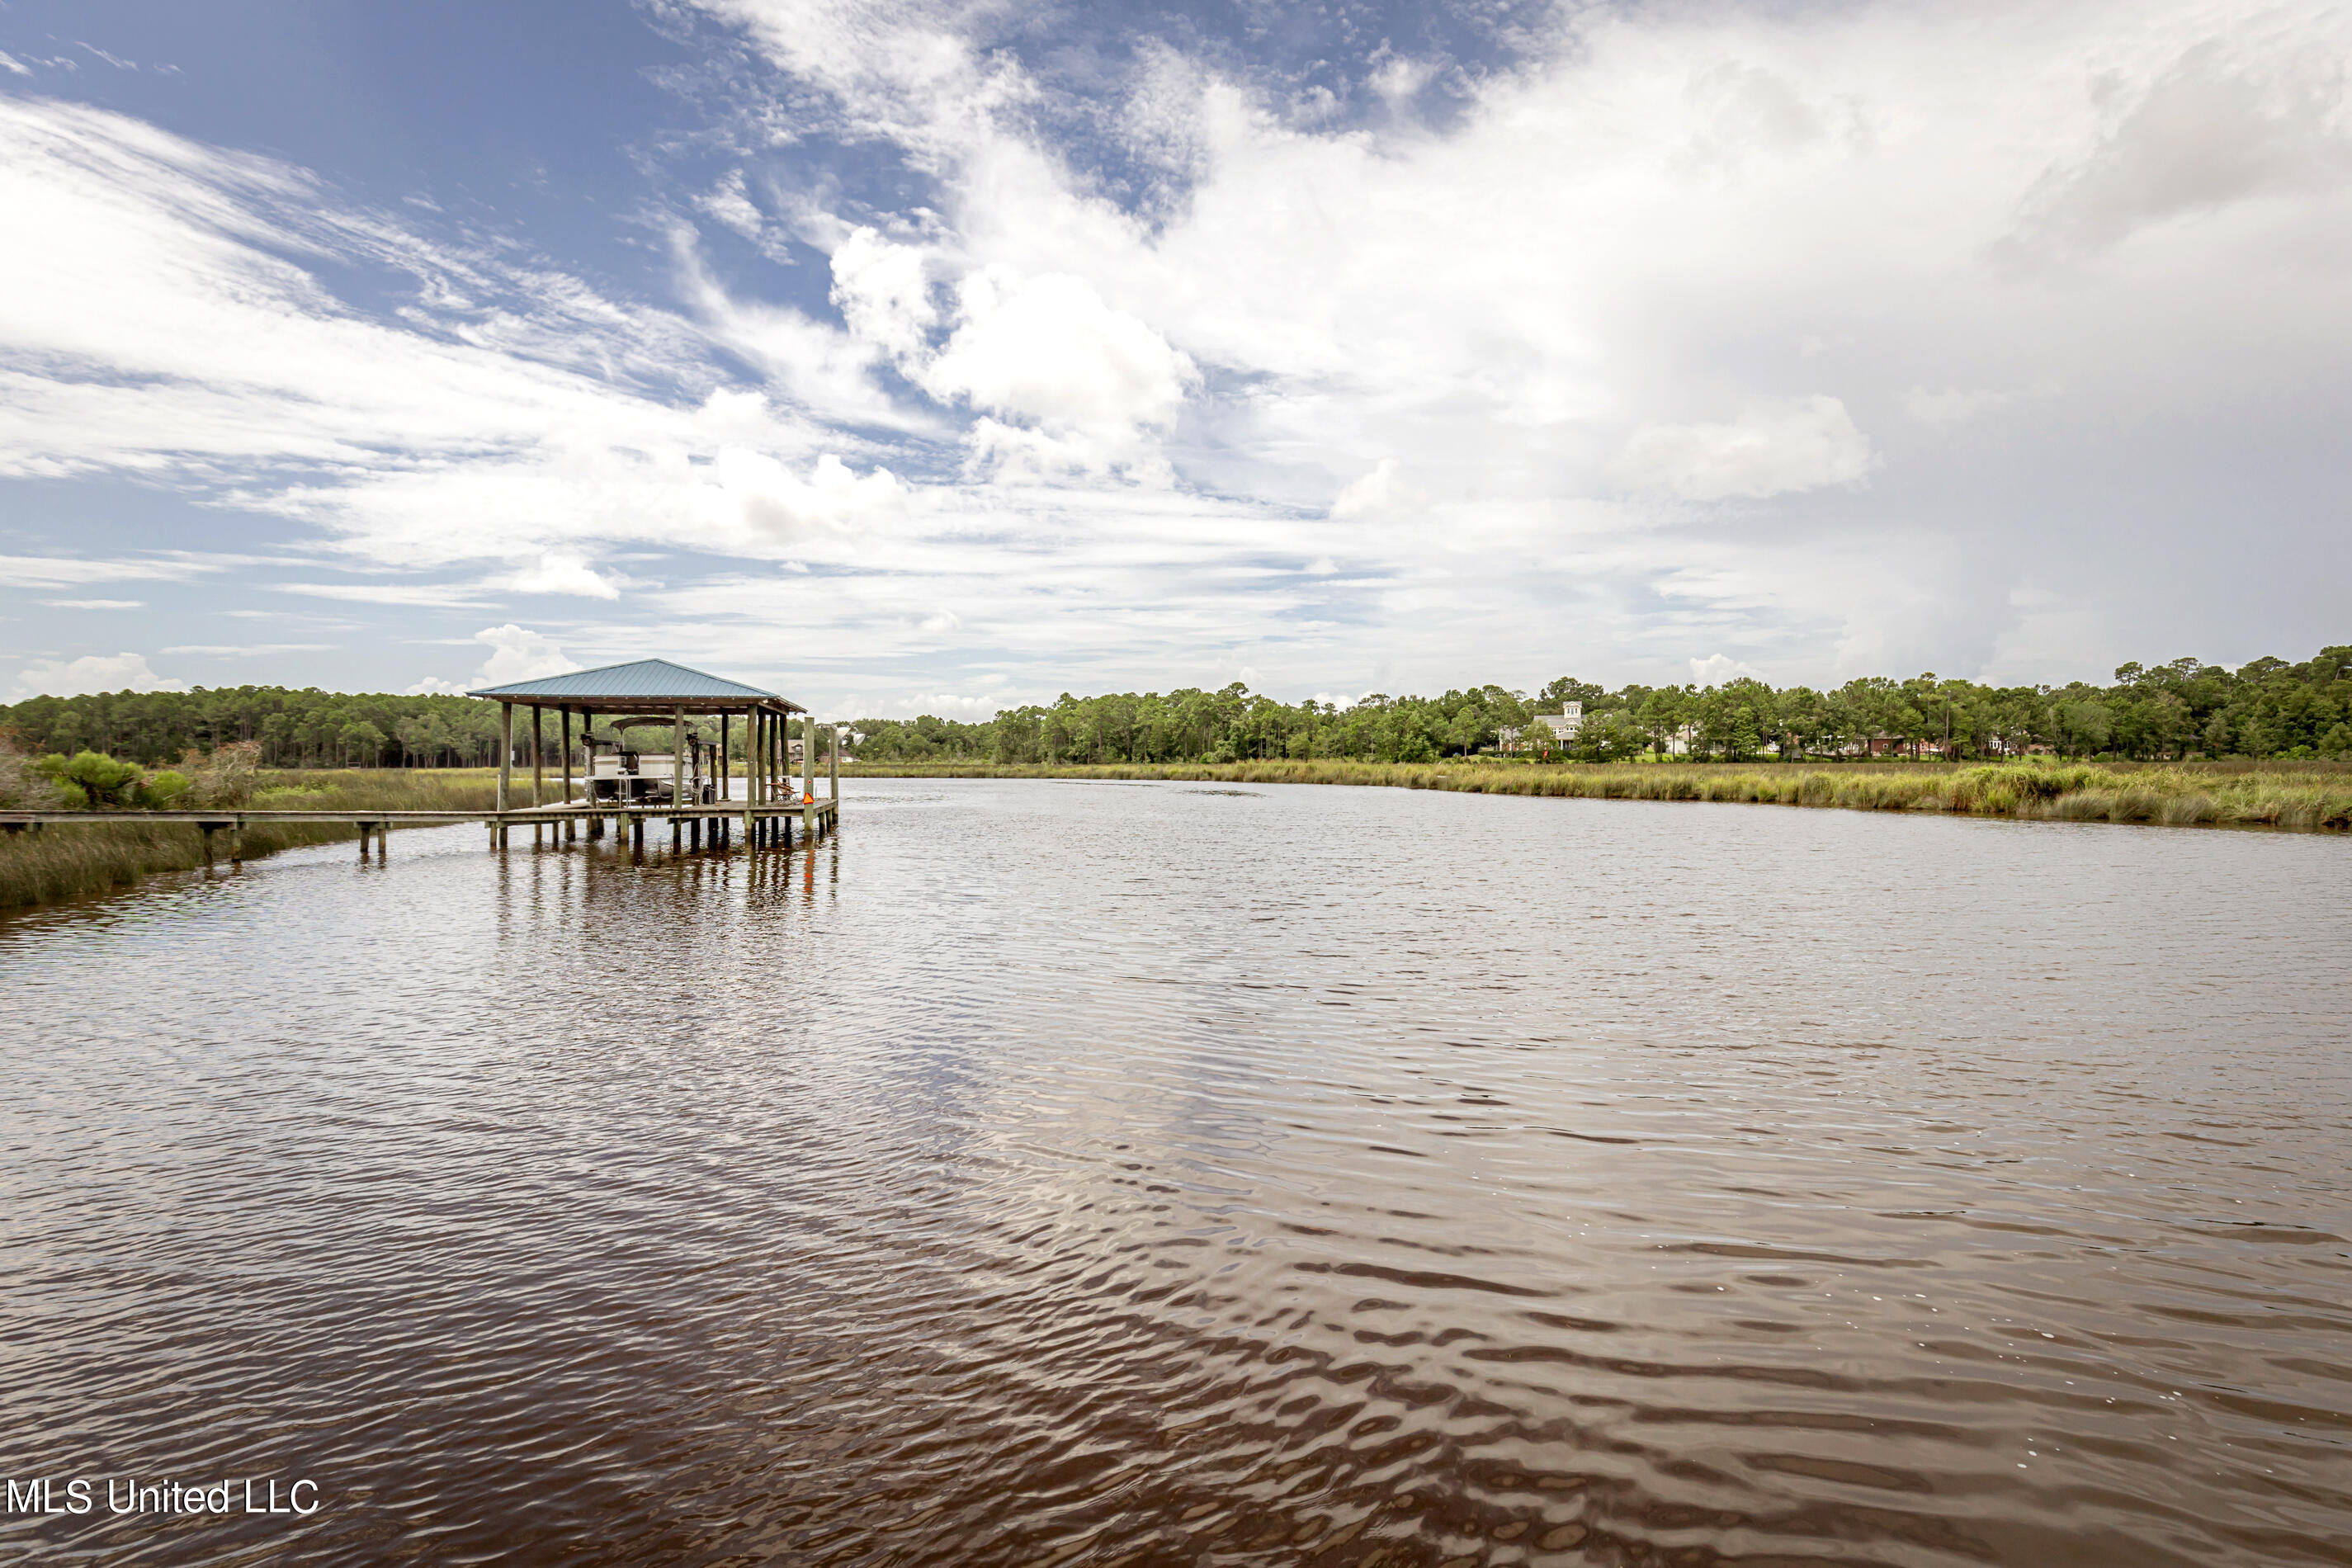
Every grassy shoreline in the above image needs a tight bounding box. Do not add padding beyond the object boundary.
[7,757,2344,916]
[0,770,501,913]
[843,758,2352,833]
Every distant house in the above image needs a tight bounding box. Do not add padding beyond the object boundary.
[1853,735,1952,759]
[1533,701,1583,741]
[1501,702,1583,754]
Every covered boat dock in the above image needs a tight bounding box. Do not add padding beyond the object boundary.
[468,658,838,853]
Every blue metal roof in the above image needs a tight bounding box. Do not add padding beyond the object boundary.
[469,659,783,702]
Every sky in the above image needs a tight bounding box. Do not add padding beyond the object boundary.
[2,0,2348,716]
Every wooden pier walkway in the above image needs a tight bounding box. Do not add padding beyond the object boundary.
[0,797,839,862]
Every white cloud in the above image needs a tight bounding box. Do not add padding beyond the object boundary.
[468,624,573,687]
[163,643,333,655]
[829,225,935,361]
[1613,398,1877,503]
[694,170,765,239]
[920,266,1197,480]
[11,651,186,700]
[273,583,497,608]
[0,554,209,588]
[2010,42,2352,256]
[0,52,31,77]
[508,554,621,598]
[1329,459,1424,520]
[895,689,1023,720]
[45,598,144,609]
[1688,653,1766,688]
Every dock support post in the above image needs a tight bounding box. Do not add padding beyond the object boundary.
[496,700,512,850]
[803,713,817,843]
[830,723,840,804]
[531,705,543,809]
[229,821,244,865]
[561,707,574,837]
[201,824,215,867]
[743,706,757,849]
[357,822,371,858]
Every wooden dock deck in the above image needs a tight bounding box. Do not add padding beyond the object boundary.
[0,798,839,861]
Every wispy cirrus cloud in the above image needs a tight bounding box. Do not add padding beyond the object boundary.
[0,554,214,588]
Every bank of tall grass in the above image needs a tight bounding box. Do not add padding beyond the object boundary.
[0,769,500,913]
[845,758,2352,833]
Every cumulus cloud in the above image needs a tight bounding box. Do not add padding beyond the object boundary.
[1613,398,1876,502]
[919,267,1197,480]
[829,226,935,361]
[508,554,621,599]
[468,624,573,687]
[12,650,187,700]
[1688,653,1767,688]
[1330,459,1424,520]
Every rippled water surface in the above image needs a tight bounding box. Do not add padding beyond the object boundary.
[3,779,2349,1566]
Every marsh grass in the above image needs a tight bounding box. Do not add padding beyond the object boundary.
[844,758,2352,833]
[0,769,502,913]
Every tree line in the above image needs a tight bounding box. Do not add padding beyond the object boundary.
[848,645,2352,766]
[2,642,2345,769]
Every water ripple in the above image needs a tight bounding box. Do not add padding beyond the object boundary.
[1,779,2347,1565]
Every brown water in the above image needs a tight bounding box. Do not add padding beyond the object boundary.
[2,778,2348,1566]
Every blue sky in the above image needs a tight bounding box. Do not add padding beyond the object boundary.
[3,0,2348,716]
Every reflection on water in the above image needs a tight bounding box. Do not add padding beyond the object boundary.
[2,779,2347,1566]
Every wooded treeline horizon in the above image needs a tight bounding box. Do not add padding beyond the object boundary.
[3,643,2347,769]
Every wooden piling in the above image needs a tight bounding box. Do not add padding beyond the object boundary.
[744,706,758,848]
[802,712,816,842]
[531,705,544,809]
